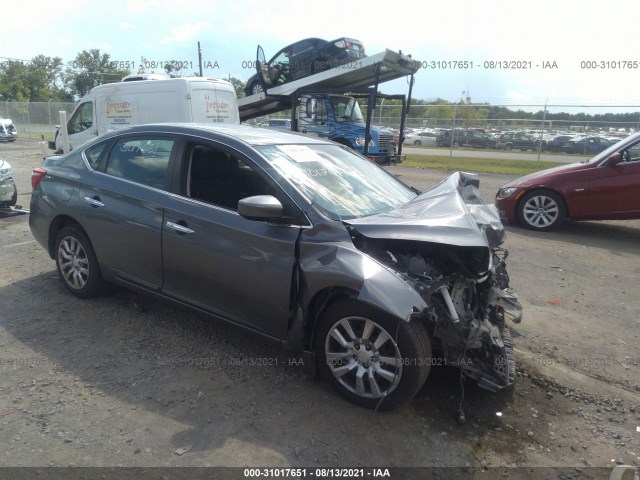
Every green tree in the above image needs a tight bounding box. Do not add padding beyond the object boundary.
[227,76,245,98]
[0,56,72,102]
[67,49,130,98]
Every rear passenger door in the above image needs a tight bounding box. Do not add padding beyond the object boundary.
[80,135,177,289]
[161,140,303,340]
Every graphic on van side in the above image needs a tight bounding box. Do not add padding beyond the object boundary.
[204,94,231,123]
[104,96,134,126]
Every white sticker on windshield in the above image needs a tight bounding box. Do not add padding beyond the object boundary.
[277,145,326,163]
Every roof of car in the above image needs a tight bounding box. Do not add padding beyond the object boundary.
[119,123,334,147]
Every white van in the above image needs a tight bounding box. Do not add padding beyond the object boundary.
[55,76,239,151]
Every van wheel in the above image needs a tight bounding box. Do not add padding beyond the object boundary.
[315,299,431,410]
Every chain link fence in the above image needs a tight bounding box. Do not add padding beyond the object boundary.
[4,101,640,143]
[371,103,640,136]
[2,101,76,140]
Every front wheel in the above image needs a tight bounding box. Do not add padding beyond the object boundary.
[55,225,107,298]
[414,140,422,147]
[517,190,566,231]
[315,299,431,410]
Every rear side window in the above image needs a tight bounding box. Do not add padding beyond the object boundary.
[84,142,108,169]
[105,137,175,190]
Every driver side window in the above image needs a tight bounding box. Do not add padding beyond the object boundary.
[68,102,93,134]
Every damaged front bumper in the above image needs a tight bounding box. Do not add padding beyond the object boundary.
[346,172,523,392]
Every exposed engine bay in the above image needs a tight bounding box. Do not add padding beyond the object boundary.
[364,240,522,391]
[344,172,523,392]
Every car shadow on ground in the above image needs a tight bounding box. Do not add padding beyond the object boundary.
[2,270,533,466]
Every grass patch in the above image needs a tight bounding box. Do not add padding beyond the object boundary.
[402,154,563,175]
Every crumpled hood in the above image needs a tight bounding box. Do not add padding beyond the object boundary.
[345,171,505,248]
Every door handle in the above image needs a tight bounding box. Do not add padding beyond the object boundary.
[84,196,105,208]
[166,221,195,234]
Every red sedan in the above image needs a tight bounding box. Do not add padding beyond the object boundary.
[495,132,640,231]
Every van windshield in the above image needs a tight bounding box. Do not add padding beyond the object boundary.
[330,97,364,123]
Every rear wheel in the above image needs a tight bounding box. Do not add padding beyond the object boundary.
[55,225,106,298]
[315,299,431,410]
[517,190,566,231]
[249,82,264,95]
[504,143,513,151]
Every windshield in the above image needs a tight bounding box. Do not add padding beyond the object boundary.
[257,144,416,220]
[330,97,365,123]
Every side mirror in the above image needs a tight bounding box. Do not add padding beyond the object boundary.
[238,195,283,220]
[607,152,622,166]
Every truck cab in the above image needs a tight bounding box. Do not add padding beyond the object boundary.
[299,94,398,164]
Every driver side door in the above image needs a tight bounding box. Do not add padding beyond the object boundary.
[587,141,640,216]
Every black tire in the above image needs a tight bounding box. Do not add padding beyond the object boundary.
[315,299,431,410]
[249,82,264,95]
[414,140,422,146]
[54,225,107,298]
[517,190,566,231]
[504,143,513,151]
[0,185,17,208]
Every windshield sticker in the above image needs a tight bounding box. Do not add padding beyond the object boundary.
[277,145,326,163]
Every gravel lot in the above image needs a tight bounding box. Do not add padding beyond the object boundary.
[1,140,639,478]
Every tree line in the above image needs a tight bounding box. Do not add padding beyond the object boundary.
[0,49,246,102]
[2,49,638,128]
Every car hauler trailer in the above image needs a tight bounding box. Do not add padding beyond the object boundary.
[238,49,419,164]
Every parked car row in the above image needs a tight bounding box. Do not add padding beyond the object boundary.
[404,128,619,155]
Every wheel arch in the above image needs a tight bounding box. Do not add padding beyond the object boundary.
[331,137,354,149]
[47,214,84,258]
[301,286,358,350]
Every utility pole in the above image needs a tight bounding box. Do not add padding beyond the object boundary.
[198,41,203,77]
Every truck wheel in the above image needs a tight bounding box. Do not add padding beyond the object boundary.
[315,299,431,410]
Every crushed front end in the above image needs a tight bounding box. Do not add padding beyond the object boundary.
[345,172,523,392]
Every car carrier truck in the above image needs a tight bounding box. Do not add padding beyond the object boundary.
[238,48,419,164]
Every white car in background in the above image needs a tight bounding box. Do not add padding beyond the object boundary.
[0,158,18,207]
[0,118,17,142]
[404,130,438,146]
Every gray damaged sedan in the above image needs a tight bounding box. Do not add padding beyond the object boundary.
[29,124,522,410]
